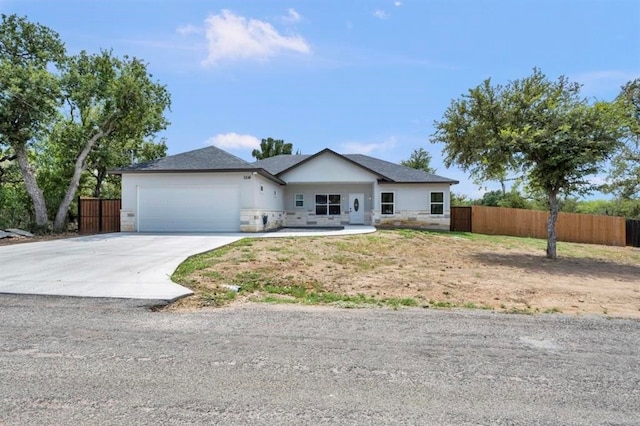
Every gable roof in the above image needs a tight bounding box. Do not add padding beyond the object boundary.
[111,145,286,184]
[252,148,458,184]
[111,145,457,185]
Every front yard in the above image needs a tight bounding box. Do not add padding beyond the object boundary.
[171,229,640,317]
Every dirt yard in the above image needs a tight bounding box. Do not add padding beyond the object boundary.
[173,229,640,318]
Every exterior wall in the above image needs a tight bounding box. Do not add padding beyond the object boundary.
[280,152,379,183]
[282,183,373,226]
[120,172,251,232]
[373,183,452,230]
[240,174,286,232]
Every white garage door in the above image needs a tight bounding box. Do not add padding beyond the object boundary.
[138,185,240,232]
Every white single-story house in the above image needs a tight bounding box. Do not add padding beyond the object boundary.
[112,146,458,232]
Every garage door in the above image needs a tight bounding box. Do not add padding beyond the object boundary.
[137,185,240,232]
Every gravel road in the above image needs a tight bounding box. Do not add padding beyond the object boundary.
[1,295,638,425]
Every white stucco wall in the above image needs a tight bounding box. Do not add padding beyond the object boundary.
[240,174,286,232]
[374,183,453,230]
[376,183,451,212]
[280,152,379,183]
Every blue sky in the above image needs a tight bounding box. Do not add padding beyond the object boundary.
[2,0,639,198]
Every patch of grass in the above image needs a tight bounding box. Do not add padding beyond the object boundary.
[428,300,455,308]
[543,307,562,314]
[232,271,265,292]
[203,270,224,280]
[504,306,534,315]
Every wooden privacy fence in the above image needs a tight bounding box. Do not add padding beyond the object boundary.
[78,197,121,234]
[450,206,472,232]
[627,219,640,247]
[450,206,626,247]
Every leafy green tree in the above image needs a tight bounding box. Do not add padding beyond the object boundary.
[251,137,293,160]
[0,14,65,230]
[0,15,171,232]
[431,68,625,259]
[400,148,436,173]
[602,79,640,209]
[48,50,170,231]
[450,192,472,207]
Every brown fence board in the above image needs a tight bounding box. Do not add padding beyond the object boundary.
[78,198,121,234]
[627,219,640,247]
[450,207,472,232]
[470,206,626,247]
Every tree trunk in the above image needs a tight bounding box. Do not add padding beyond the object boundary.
[546,190,559,259]
[53,127,109,232]
[14,143,50,230]
[92,168,107,198]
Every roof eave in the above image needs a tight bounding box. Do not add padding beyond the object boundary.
[277,148,391,181]
[378,180,460,185]
[108,167,286,185]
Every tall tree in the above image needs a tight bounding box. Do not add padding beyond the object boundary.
[49,50,170,231]
[431,68,625,259]
[0,14,66,229]
[400,148,436,173]
[602,79,640,202]
[0,15,171,232]
[251,137,293,160]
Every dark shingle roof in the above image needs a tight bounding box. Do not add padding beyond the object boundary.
[113,145,457,185]
[252,149,458,184]
[114,145,254,172]
[250,154,312,175]
[344,154,458,184]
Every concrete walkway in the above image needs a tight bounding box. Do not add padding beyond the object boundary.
[0,226,375,301]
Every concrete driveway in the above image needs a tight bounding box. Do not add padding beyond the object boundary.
[0,226,376,301]
[0,233,243,301]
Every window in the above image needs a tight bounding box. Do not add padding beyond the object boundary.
[294,193,304,207]
[430,192,444,215]
[315,194,341,215]
[381,192,394,215]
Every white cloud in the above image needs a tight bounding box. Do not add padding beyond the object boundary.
[283,8,301,23]
[207,132,260,150]
[198,9,310,66]
[394,1,403,6]
[341,137,398,155]
[571,70,639,98]
[373,10,388,19]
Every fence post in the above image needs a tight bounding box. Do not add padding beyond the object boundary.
[77,196,82,234]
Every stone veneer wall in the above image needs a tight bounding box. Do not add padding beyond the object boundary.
[283,211,372,227]
[120,210,135,232]
[240,209,285,232]
[371,210,450,231]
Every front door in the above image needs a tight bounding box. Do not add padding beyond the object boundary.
[349,193,364,224]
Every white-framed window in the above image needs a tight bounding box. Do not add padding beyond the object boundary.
[381,192,395,215]
[294,193,304,208]
[315,194,341,215]
[430,191,444,215]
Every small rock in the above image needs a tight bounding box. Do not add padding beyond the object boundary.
[6,228,34,237]
[221,284,240,292]
[578,298,585,303]
[0,230,13,239]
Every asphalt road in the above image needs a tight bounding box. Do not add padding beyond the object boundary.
[1,295,638,425]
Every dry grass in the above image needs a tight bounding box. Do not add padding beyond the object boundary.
[170,229,640,317]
